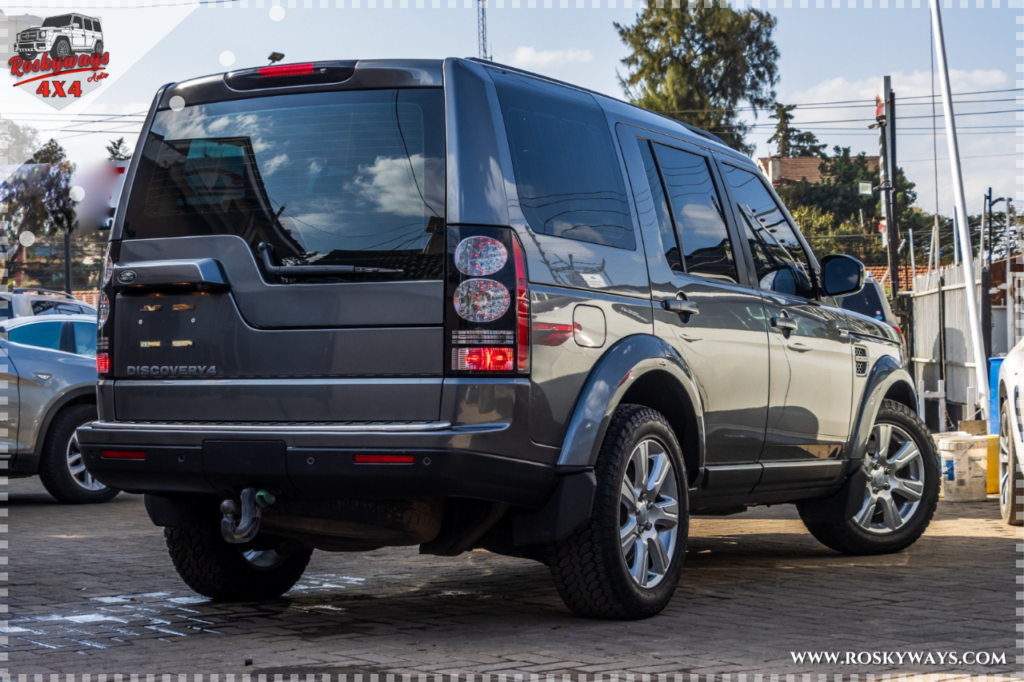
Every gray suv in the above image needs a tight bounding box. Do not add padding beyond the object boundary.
[78,59,937,619]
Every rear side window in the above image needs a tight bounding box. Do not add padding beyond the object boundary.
[72,321,97,357]
[85,19,93,30]
[722,164,815,299]
[491,71,635,250]
[124,89,446,281]
[653,144,738,284]
[9,321,63,351]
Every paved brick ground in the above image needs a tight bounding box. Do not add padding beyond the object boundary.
[5,477,1018,677]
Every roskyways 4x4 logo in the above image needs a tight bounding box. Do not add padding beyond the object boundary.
[8,13,109,109]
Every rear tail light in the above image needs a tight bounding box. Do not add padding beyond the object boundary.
[453,346,515,372]
[96,352,110,375]
[454,279,510,323]
[446,227,529,375]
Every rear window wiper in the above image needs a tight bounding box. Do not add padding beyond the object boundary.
[257,243,404,277]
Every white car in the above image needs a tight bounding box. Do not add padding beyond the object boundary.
[998,340,1024,525]
[15,13,104,61]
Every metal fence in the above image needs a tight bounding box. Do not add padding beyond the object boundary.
[911,262,983,429]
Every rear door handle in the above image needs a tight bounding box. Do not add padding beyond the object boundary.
[770,316,797,332]
[663,298,700,316]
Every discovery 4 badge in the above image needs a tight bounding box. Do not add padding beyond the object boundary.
[126,366,217,377]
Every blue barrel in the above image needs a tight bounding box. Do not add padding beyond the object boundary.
[990,357,1004,435]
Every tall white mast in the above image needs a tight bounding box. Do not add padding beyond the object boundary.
[477,0,489,61]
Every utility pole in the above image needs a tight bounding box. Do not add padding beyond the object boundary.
[876,76,901,308]
[477,0,489,61]
[931,0,989,420]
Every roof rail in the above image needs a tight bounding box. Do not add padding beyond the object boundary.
[12,288,76,300]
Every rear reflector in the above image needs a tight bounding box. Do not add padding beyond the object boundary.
[453,346,514,372]
[96,352,110,375]
[102,450,145,460]
[258,63,314,78]
[353,454,415,464]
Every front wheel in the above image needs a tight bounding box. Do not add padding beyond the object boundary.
[18,51,37,61]
[165,523,312,601]
[799,399,938,555]
[547,405,688,619]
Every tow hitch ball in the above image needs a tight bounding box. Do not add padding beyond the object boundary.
[220,487,274,544]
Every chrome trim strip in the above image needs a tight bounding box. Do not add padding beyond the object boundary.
[89,420,453,433]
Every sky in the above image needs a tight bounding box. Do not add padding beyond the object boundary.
[0,0,1018,225]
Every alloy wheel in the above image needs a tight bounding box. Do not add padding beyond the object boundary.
[619,438,680,589]
[66,426,106,492]
[242,548,289,570]
[57,42,70,58]
[855,422,925,534]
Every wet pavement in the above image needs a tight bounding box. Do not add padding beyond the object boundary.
[6,477,1018,676]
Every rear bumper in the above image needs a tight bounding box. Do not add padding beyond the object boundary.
[77,419,562,509]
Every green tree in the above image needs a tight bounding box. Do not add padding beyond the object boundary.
[767,104,826,158]
[0,121,40,166]
[616,5,779,155]
[105,137,132,161]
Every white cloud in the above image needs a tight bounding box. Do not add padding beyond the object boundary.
[504,47,593,71]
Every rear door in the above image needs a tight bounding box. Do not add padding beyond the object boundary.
[618,126,770,494]
[111,86,448,423]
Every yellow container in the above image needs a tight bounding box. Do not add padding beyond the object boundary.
[987,434,1000,494]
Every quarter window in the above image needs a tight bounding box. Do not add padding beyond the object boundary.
[722,164,815,299]
[93,20,102,32]
[491,71,635,250]
[653,144,738,283]
[9,321,63,351]
[637,141,682,274]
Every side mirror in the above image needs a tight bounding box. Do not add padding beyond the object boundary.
[820,254,865,297]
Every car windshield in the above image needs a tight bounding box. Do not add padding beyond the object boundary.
[41,14,73,27]
[123,88,446,281]
[840,282,888,321]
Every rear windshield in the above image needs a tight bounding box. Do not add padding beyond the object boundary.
[123,89,446,281]
[840,282,888,321]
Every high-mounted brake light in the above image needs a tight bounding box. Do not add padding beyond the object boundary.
[96,352,110,376]
[258,63,315,78]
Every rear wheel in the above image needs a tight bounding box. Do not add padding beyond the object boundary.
[165,523,312,601]
[547,405,688,620]
[93,41,103,55]
[999,401,1023,526]
[38,403,119,504]
[800,400,938,555]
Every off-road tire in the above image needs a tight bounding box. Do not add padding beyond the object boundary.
[547,404,689,620]
[38,403,118,504]
[93,41,103,55]
[799,400,938,555]
[18,52,37,61]
[1000,401,1024,526]
[50,38,71,60]
[165,523,313,601]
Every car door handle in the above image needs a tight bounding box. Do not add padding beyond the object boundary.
[663,298,700,316]
[788,341,813,352]
[770,316,797,332]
